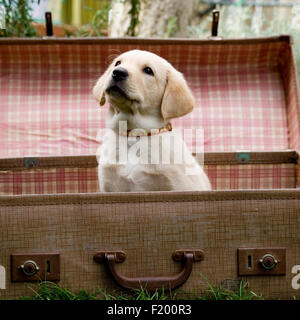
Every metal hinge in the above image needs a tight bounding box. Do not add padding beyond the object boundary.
[24,157,39,168]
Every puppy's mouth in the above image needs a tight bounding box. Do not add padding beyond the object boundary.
[106,84,127,97]
[106,83,140,104]
[106,84,132,101]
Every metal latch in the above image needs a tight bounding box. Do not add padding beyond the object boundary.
[24,157,39,168]
[19,260,40,276]
[11,253,60,282]
[236,152,251,163]
[237,248,286,276]
[259,254,278,270]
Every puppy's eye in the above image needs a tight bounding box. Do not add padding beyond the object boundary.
[115,61,121,66]
[143,66,154,76]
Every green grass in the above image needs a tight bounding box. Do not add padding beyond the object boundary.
[20,281,100,300]
[19,281,172,300]
[195,275,263,300]
[19,279,262,300]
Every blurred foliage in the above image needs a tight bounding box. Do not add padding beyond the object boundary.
[123,0,141,36]
[0,0,299,76]
[0,0,40,37]
[189,4,300,74]
[59,0,111,27]
[76,3,111,37]
[166,16,178,38]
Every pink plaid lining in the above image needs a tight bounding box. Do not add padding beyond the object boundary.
[0,167,99,195]
[0,163,295,195]
[0,39,298,158]
[206,163,296,190]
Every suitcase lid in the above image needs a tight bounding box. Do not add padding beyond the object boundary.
[0,36,299,158]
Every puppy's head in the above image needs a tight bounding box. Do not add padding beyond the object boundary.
[93,50,194,123]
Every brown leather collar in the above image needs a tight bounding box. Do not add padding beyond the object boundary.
[120,123,172,137]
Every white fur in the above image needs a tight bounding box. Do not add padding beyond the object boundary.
[94,50,211,192]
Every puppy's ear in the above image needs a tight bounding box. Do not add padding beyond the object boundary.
[93,63,114,106]
[161,67,195,121]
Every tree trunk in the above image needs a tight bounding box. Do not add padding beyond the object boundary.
[108,0,201,38]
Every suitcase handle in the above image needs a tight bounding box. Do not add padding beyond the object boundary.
[93,249,204,291]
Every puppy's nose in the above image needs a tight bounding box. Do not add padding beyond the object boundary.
[112,67,129,82]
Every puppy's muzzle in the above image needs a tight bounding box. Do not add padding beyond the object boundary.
[107,67,139,104]
[112,67,129,82]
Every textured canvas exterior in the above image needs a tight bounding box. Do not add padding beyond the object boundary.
[1,191,300,299]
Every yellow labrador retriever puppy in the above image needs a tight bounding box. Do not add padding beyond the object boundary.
[93,50,211,192]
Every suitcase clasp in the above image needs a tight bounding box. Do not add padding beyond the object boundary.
[24,157,39,168]
[236,152,251,163]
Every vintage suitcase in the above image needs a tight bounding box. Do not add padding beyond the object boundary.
[0,36,300,299]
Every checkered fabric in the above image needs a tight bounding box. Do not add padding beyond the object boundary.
[0,38,298,157]
[0,167,99,195]
[0,163,295,195]
[205,163,296,190]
